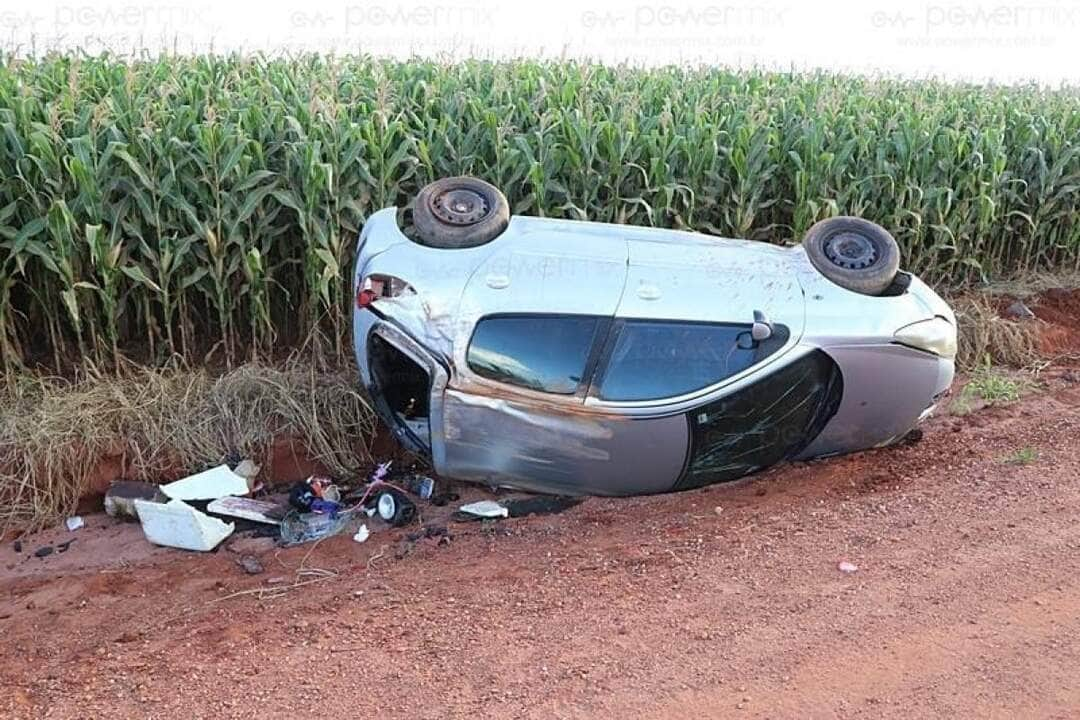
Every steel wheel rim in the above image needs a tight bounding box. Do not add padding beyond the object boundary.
[430,187,490,226]
[824,231,877,270]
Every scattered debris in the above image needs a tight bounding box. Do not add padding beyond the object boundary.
[838,560,859,574]
[34,545,53,558]
[404,474,435,499]
[352,524,370,543]
[374,490,416,527]
[1004,300,1036,320]
[279,510,349,546]
[65,516,84,532]
[405,524,451,544]
[714,506,724,516]
[430,491,460,507]
[375,490,416,528]
[237,555,264,575]
[160,464,250,502]
[57,539,75,553]
[13,540,22,553]
[134,498,235,551]
[504,496,581,518]
[455,500,509,520]
[289,477,342,514]
[288,480,318,512]
[104,481,162,520]
[232,459,261,486]
[310,499,342,515]
[207,497,284,525]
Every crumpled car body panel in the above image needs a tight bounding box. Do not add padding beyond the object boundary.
[352,208,955,496]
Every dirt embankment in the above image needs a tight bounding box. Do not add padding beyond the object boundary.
[1,288,1079,719]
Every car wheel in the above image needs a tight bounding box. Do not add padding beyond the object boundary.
[375,489,416,527]
[803,217,901,296]
[412,176,510,249]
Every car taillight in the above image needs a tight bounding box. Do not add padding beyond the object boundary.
[357,287,377,308]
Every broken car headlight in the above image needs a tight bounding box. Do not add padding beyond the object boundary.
[894,316,957,359]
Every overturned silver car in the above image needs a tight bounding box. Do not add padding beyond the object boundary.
[353,177,956,496]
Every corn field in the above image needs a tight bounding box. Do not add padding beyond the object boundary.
[0,55,1078,371]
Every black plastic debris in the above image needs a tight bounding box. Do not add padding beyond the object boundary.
[34,546,53,558]
[288,481,318,512]
[430,492,460,507]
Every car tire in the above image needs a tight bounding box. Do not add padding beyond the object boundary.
[412,176,510,249]
[803,217,901,296]
[375,489,416,527]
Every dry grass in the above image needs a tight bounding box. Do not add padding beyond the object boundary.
[0,357,377,532]
[952,295,1042,371]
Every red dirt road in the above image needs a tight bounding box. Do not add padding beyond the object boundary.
[3,369,1080,719]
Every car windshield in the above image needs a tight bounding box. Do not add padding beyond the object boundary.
[467,315,602,394]
[596,320,790,401]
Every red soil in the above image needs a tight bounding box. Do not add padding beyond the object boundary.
[2,290,1079,719]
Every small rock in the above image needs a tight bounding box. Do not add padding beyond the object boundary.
[838,560,859,574]
[13,540,22,553]
[237,555,264,575]
[34,546,53,558]
[902,428,924,445]
[713,506,724,516]
[1004,300,1035,320]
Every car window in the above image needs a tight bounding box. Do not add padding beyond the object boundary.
[467,315,602,394]
[677,350,842,489]
[595,320,790,402]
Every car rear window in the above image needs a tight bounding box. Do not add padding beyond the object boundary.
[467,315,602,394]
[596,320,790,402]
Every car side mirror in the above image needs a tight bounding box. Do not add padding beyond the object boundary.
[751,310,773,342]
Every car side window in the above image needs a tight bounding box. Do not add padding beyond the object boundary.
[677,350,843,490]
[595,320,790,402]
[467,315,603,395]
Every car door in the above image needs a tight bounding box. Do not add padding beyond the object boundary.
[612,234,806,386]
[574,234,813,491]
[436,226,690,495]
